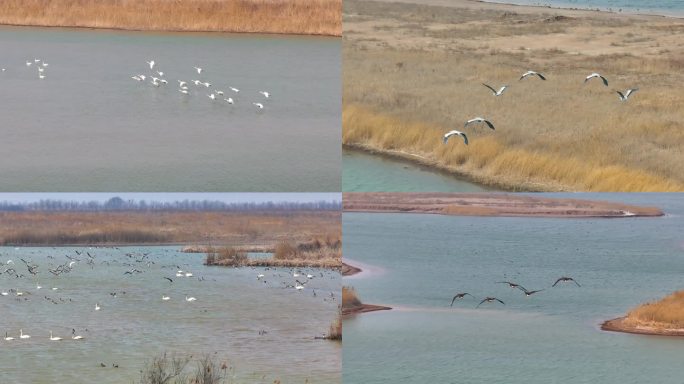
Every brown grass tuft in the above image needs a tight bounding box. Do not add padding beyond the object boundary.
[624,290,684,329]
[342,286,362,309]
[0,0,341,36]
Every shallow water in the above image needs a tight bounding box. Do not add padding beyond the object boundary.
[343,193,684,384]
[342,149,493,192]
[0,26,340,191]
[486,0,684,17]
[0,246,340,383]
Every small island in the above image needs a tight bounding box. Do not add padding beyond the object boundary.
[342,286,391,316]
[602,291,684,336]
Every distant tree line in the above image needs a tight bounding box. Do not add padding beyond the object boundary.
[0,197,341,212]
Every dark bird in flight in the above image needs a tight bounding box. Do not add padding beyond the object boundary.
[497,281,526,290]
[163,277,173,283]
[476,297,505,308]
[519,288,545,296]
[552,277,581,287]
[450,293,474,306]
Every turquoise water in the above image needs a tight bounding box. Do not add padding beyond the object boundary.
[0,246,340,383]
[488,0,684,16]
[343,193,684,384]
[343,149,494,192]
[0,26,340,191]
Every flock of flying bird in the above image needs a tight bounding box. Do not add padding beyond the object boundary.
[450,275,581,308]
[0,247,336,345]
[131,60,271,110]
[443,70,639,145]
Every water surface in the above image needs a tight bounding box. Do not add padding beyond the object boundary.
[0,26,340,191]
[343,193,684,383]
[0,246,340,383]
[343,149,493,192]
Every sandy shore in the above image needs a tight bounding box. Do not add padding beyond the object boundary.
[343,193,664,218]
[343,0,684,191]
[602,317,684,337]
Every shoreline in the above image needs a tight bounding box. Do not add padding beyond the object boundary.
[343,303,392,317]
[342,262,362,277]
[475,0,684,19]
[601,317,684,337]
[343,193,664,218]
[0,22,341,37]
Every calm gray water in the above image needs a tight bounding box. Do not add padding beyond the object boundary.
[0,26,340,191]
[343,149,493,192]
[487,0,684,16]
[0,246,340,383]
[343,193,684,384]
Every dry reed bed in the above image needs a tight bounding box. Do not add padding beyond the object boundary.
[343,0,684,191]
[0,0,341,36]
[625,291,684,329]
[0,211,341,246]
[342,286,390,316]
[204,235,342,268]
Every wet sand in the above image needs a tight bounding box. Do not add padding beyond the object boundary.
[343,193,664,217]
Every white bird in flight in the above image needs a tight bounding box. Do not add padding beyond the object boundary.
[147,60,155,70]
[179,89,189,94]
[253,102,264,109]
[229,87,240,93]
[464,117,495,130]
[208,93,216,100]
[584,73,608,86]
[224,98,234,104]
[178,80,187,88]
[132,76,142,81]
[194,66,202,74]
[520,70,546,81]
[443,130,468,145]
[616,88,638,101]
[259,91,270,98]
[482,84,508,96]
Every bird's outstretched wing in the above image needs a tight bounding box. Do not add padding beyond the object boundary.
[495,298,505,305]
[482,83,497,94]
[484,120,495,130]
[536,73,546,80]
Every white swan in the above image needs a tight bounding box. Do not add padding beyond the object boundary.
[208,94,216,100]
[71,329,84,340]
[0,291,8,296]
[162,295,170,301]
[253,103,264,109]
[259,91,270,98]
[184,272,193,277]
[443,130,468,145]
[482,83,508,96]
[49,331,62,341]
[224,98,234,104]
[147,60,155,70]
[178,80,187,88]
[4,332,14,341]
[520,70,546,81]
[179,89,189,94]
[464,117,495,130]
[229,87,239,93]
[295,284,305,290]
[185,296,197,302]
[39,74,46,80]
[257,274,265,279]
[20,329,30,339]
[95,303,101,311]
[616,88,639,101]
[584,72,608,86]
[215,90,224,95]
[69,261,76,268]
[132,76,142,81]
[194,66,202,74]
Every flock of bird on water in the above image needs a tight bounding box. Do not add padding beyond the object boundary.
[0,247,336,345]
[132,59,271,110]
[443,70,639,145]
[450,276,581,308]
[2,58,272,110]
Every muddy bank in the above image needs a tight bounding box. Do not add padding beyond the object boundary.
[342,262,362,276]
[343,304,392,316]
[602,317,684,337]
[343,193,664,218]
